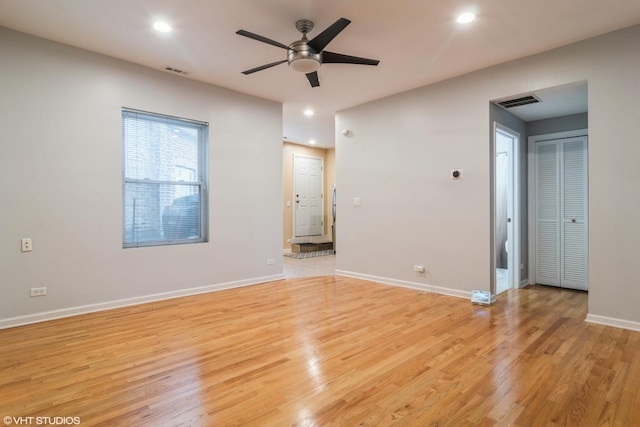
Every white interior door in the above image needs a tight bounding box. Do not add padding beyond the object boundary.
[294,155,323,237]
[534,136,588,290]
[535,142,561,286]
[495,124,518,295]
[561,138,588,290]
[495,128,515,294]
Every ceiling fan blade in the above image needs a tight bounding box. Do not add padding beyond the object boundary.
[322,51,380,66]
[236,30,290,50]
[242,60,288,75]
[308,18,351,53]
[306,71,320,87]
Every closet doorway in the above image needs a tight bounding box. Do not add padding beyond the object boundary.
[529,130,588,291]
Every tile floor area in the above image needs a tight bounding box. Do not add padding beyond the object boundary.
[496,267,508,294]
[283,253,336,278]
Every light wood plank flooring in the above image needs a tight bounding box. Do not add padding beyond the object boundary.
[1,277,639,426]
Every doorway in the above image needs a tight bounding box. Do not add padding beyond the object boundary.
[528,130,588,291]
[282,143,336,278]
[494,123,520,294]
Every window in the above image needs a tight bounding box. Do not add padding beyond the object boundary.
[122,108,208,248]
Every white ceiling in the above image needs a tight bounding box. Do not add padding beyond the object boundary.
[1,1,639,148]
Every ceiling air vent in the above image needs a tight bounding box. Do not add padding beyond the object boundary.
[497,95,540,109]
[164,66,189,75]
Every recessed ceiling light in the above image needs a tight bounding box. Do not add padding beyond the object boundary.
[309,139,317,145]
[303,109,315,117]
[153,21,172,33]
[457,12,476,24]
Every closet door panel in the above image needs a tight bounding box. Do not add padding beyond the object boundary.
[535,142,560,286]
[561,138,588,290]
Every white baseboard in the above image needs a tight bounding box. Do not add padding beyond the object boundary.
[0,274,285,330]
[335,270,471,300]
[585,314,640,332]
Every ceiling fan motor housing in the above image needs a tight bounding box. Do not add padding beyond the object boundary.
[288,39,321,73]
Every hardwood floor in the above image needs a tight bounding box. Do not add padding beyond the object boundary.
[1,277,639,426]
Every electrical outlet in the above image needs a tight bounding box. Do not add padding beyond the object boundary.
[414,265,426,273]
[21,238,32,252]
[30,287,47,297]
[267,259,275,265]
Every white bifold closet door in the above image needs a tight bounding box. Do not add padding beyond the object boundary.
[535,136,588,291]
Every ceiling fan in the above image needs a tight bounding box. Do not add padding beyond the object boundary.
[236,17,380,87]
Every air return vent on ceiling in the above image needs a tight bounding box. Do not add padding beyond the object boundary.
[497,95,540,108]
[164,66,189,75]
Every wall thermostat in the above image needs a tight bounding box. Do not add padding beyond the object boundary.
[451,169,464,179]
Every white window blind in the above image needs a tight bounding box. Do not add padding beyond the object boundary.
[122,108,208,247]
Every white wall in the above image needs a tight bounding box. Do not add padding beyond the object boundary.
[528,112,588,136]
[0,28,284,327]
[336,25,640,327]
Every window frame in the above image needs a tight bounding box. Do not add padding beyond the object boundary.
[122,108,209,248]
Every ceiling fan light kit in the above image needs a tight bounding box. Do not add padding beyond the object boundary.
[288,41,321,73]
[236,17,379,87]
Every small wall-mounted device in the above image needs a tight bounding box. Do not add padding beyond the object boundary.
[451,169,464,179]
[21,238,33,252]
[342,129,353,137]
